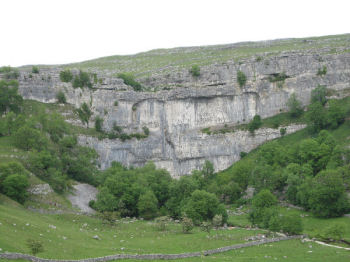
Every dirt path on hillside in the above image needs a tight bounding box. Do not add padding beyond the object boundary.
[67,183,97,214]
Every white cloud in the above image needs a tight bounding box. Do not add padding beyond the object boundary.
[1,0,349,66]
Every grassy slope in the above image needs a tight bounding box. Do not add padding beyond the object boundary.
[63,34,350,78]
[0,201,266,259]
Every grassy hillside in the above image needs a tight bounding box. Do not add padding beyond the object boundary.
[62,34,350,78]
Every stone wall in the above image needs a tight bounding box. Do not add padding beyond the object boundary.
[0,235,301,261]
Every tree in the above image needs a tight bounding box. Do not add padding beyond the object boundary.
[32,66,39,74]
[56,91,66,104]
[59,69,73,82]
[183,190,222,225]
[308,170,349,217]
[287,93,303,118]
[251,189,277,209]
[311,85,327,105]
[248,115,262,134]
[94,116,104,132]
[181,216,194,233]
[202,160,214,180]
[14,126,47,151]
[189,65,200,77]
[72,70,92,88]
[0,80,23,114]
[26,239,44,255]
[76,102,92,127]
[306,102,328,133]
[137,190,158,220]
[237,70,247,87]
[327,100,345,129]
[95,187,118,212]
[279,214,303,235]
[2,174,29,203]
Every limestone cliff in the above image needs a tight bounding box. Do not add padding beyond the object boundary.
[13,37,350,176]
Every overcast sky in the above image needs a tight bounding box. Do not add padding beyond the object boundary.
[1,0,349,67]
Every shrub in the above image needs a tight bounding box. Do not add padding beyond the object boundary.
[182,216,194,233]
[14,126,47,151]
[311,85,327,105]
[72,70,92,89]
[142,126,150,136]
[26,239,44,255]
[237,70,247,87]
[201,221,212,233]
[280,127,287,136]
[287,93,303,118]
[212,214,223,228]
[114,100,118,106]
[32,66,39,74]
[306,102,328,133]
[189,65,200,77]
[323,223,346,241]
[56,91,66,104]
[279,214,303,235]
[240,152,247,159]
[268,72,288,83]
[0,66,19,79]
[117,73,143,91]
[154,216,169,231]
[248,115,262,134]
[59,69,73,82]
[0,80,23,114]
[94,116,104,132]
[317,66,327,76]
[75,102,92,128]
[137,190,158,220]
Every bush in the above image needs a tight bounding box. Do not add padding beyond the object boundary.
[56,91,66,104]
[117,73,143,91]
[237,71,247,87]
[26,239,44,255]
[323,223,346,241]
[317,66,327,76]
[76,102,92,127]
[287,93,303,118]
[0,66,19,79]
[94,116,104,132]
[248,115,262,134]
[182,216,194,233]
[142,126,150,136]
[32,66,39,74]
[189,65,200,77]
[72,70,92,89]
[0,80,23,114]
[252,189,277,209]
[279,214,303,235]
[59,69,73,82]
[183,190,222,225]
[240,151,247,159]
[212,214,223,228]
[14,126,47,151]
[280,127,287,136]
[114,100,118,106]
[154,216,169,231]
[306,102,328,133]
[201,221,212,233]
[311,85,327,105]
[137,190,158,220]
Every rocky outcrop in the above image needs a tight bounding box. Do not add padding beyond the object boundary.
[16,50,350,176]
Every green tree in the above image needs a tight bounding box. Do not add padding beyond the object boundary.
[181,216,194,233]
[306,102,328,133]
[311,85,327,105]
[56,91,66,104]
[32,66,39,74]
[0,80,23,114]
[248,115,262,134]
[117,73,142,91]
[183,190,222,225]
[279,214,303,235]
[14,126,47,151]
[137,190,158,220]
[72,70,92,88]
[59,69,73,82]
[308,170,349,217]
[237,70,247,87]
[2,174,29,203]
[76,102,92,127]
[327,100,345,129]
[189,65,200,77]
[287,93,303,118]
[94,116,104,132]
[95,187,118,212]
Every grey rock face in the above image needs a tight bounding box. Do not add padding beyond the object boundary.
[16,51,350,176]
